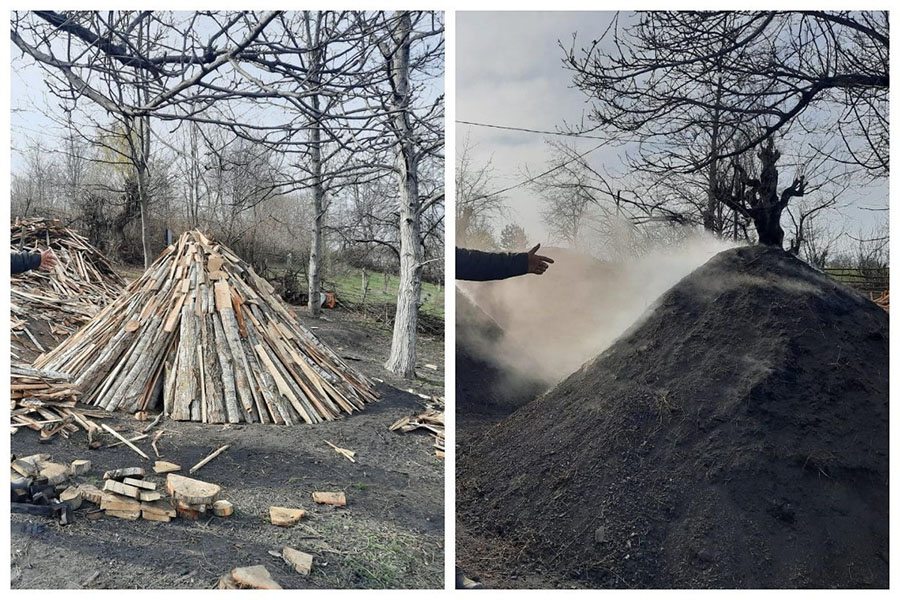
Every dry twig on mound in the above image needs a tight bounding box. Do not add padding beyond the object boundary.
[10,364,107,440]
[11,218,124,357]
[35,230,379,425]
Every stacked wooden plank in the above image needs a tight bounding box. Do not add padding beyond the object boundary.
[391,405,445,457]
[34,230,379,424]
[11,218,125,357]
[98,470,224,522]
[10,364,108,440]
[872,290,889,312]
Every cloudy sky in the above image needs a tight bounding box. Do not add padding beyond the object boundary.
[456,11,888,249]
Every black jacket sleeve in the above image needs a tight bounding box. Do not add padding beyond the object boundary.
[456,247,529,281]
[11,252,42,275]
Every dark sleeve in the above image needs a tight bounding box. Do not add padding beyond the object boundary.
[11,252,42,275]
[456,247,529,281]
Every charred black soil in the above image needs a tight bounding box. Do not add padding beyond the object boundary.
[458,245,888,589]
[11,310,444,589]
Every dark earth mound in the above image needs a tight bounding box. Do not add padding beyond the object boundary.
[456,288,546,423]
[458,245,888,589]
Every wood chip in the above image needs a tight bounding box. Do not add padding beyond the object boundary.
[269,506,306,527]
[153,461,181,474]
[282,547,314,575]
[312,491,347,507]
[230,565,281,590]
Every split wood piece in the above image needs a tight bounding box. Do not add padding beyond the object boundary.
[103,467,145,481]
[166,473,220,505]
[11,455,46,477]
[70,459,91,475]
[142,499,176,519]
[189,444,230,474]
[325,440,356,463]
[175,499,206,520]
[141,511,171,523]
[103,480,141,499]
[269,506,306,527]
[39,463,69,486]
[312,491,347,507]
[140,490,164,502]
[105,433,149,449]
[59,486,82,510]
[212,500,233,517]
[78,484,103,505]
[106,509,141,520]
[153,461,181,474]
[100,493,140,512]
[101,424,150,460]
[122,477,156,491]
[282,547,314,576]
[230,565,282,590]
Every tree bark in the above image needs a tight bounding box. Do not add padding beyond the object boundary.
[307,112,324,316]
[384,12,422,379]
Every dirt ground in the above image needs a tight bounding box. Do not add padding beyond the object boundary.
[11,309,445,589]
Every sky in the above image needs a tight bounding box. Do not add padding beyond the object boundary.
[456,11,889,252]
[10,11,445,176]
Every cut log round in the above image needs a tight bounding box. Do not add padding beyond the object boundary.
[166,473,220,505]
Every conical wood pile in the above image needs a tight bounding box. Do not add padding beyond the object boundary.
[34,231,379,424]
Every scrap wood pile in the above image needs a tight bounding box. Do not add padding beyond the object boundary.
[871,290,889,311]
[34,230,379,424]
[11,218,125,356]
[11,454,231,524]
[391,399,445,457]
[10,364,108,441]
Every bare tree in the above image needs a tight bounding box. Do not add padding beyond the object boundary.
[565,11,888,177]
[456,136,506,247]
[376,11,444,378]
[11,10,281,265]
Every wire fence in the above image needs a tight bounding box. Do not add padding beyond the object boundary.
[823,267,889,294]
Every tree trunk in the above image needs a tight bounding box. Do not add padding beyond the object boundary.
[384,12,421,379]
[307,114,324,316]
[385,151,422,378]
[752,139,786,248]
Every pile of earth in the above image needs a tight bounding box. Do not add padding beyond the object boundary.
[456,288,546,422]
[458,245,889,588]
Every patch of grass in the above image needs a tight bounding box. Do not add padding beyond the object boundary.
[313,518,443,589]
[329,269,445,319]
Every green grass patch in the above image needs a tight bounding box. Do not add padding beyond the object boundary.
[328,269,444,319]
